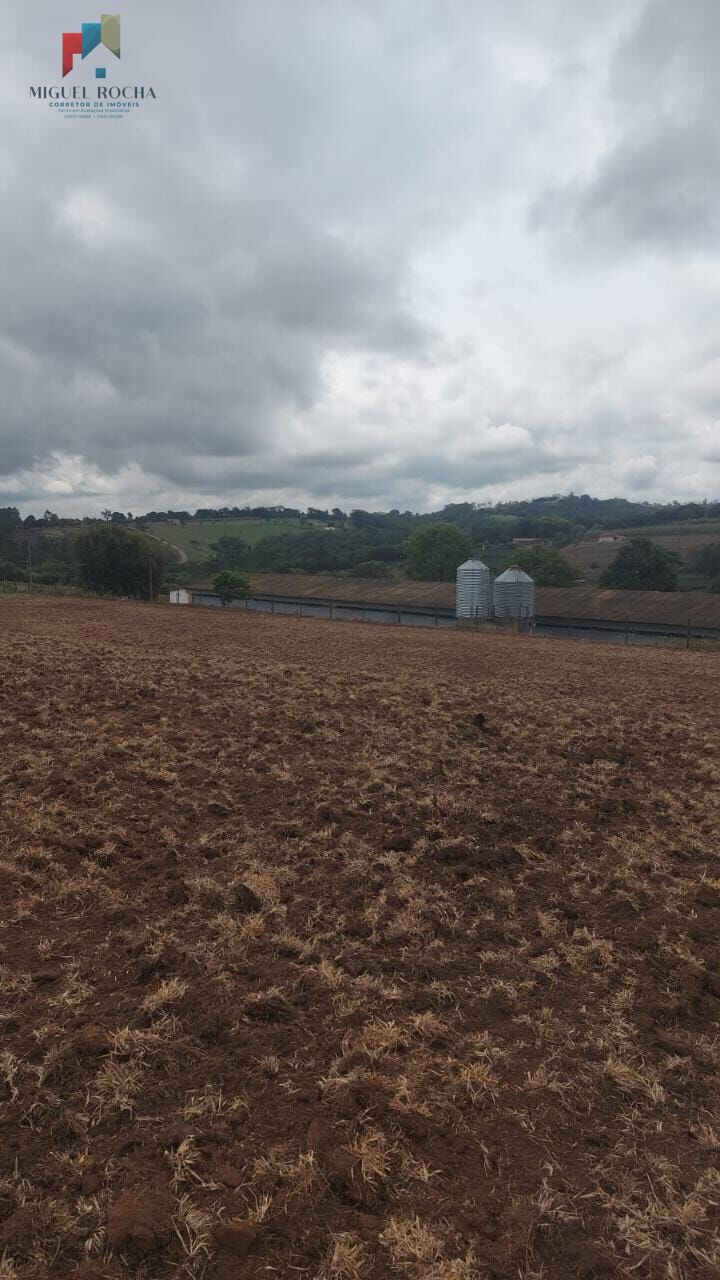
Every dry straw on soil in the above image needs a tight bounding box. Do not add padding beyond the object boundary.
[0,596,719,1280]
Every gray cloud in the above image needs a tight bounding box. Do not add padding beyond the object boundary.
[532,124,720,252]
[532,0,720,255]
[0,0,719,513]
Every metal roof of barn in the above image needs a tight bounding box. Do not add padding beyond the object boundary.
[193,572,457,609]
[189,573,720,627]
[534,586,720,627]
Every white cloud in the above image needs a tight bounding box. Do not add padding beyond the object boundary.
[0,0,718,514]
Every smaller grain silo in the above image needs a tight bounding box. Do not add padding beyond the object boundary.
[456,558,491,620]
[493,566,535,620]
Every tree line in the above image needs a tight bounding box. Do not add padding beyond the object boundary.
[2,501,718,596]
[5,493,720,534]
[0,516,167,600]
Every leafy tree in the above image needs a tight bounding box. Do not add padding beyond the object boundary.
[537,515,574,546]
[35,560,75,585]
[76,525,168,598]
[249,527,408,574]
[600,538,679,591]
[512,547,576,586]
[693,542,720,579]
[538,516,572,535]
[0,510,21,564]
[349,560,391,578]
[212,537,249,569]
[405,524,475,581]
[0,560,20,581]
[478,514,520,542]
[371,543,404,563]
[0,508,21,531]
[213,569,250,605]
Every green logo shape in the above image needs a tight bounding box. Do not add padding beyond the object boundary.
[101,14,121,59]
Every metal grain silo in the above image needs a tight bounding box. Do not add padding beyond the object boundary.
[456,558,491,620]
[493,566,535,620]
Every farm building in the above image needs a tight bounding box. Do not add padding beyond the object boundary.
[535,586,720,633]
[179,573,720,643]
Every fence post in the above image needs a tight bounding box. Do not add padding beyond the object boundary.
[686,619,691,650]
[624,614,629,645]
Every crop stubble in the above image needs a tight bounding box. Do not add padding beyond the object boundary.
[0,597,719,1279]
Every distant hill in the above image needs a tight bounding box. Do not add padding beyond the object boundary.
[565,528,720,590]
[147,517,305,566]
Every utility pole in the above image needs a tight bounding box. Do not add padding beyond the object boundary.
[148,557,153,602]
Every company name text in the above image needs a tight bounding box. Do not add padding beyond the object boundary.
[30,85,157,100]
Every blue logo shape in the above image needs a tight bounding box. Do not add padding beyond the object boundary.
[82,23,102,56]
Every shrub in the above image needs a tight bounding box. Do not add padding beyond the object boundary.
[213,569,250,605]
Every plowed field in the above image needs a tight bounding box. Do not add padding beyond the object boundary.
[1,597,719,1280]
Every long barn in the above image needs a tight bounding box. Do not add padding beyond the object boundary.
[183,573,720,642]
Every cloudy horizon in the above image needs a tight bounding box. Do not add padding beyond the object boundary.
[2,1,719,517]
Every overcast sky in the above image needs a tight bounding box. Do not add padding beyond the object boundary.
[2,1,719,516]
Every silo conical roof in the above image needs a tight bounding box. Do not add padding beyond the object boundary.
[495,565,534,582]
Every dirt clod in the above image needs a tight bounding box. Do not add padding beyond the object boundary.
[382,832,414,852]
[30,966,61,984]
[307,1116,336,1153]
[233,883,262,914]
[0,1206,34,1252]
[217,1163,244,1188]
[214,1219,259,1256]
[67,1024,109,1057]
[107,1187,173,1255]
[68,1264,103,1280]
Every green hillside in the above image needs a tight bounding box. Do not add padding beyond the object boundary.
[611,520,720,538]
[147,518,305,564]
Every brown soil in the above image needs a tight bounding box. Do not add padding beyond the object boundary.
[1,596,719,1279]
